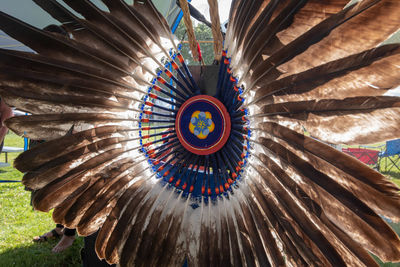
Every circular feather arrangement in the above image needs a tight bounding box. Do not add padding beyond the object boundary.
[0,0,400,266]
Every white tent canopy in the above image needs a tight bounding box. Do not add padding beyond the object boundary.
[0,0,186,51]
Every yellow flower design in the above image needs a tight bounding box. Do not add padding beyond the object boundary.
[189,111,215,139]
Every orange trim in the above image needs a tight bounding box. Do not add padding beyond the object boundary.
[149,93,158,99]
[171,61,179,70]
[164,69,173,78]
[157,77,166,84]
[145,102,154,107]
[177,54,184,63]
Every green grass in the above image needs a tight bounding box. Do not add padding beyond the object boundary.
[1,132,400,266]
[380,158,400,188]
[0,132,83,266]
[372,220,400,266]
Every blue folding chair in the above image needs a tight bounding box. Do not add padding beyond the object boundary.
[378,139,400,172]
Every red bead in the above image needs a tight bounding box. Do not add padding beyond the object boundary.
[149,93,158,99]
[145,101,154,107]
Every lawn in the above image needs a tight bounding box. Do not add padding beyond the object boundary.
[0,132,400,266]
[0,132,83,267]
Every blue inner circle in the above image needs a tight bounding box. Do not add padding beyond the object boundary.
[179,100,224,149]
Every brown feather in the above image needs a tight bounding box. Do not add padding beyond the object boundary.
[247,178,325,265]
[63,160,147,228]
[246,0,384,88]
[22,138,132,190]
[31,147,136,211]
[260,96,400,115]
[276,0,400,81]
[251,44,400,104]
[253,153,380,266]
[0,48,146,93]
[75,170,151,237]
[265,107,400,145]
[256,137,400,261]
[251,161,359,266]
[97,178,148,264]
[119,184,171,266]
[52,158,134,225]
[233,192,270,266]
[0,86,139,115]
[260,122,400,199]
[5,113,136,140]
[14,125,131,172]
[62,0,161,69]
[0,11,138,79]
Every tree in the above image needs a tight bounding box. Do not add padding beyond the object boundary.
[174,20,215,65]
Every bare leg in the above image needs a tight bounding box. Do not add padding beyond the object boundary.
[52,234,75,253]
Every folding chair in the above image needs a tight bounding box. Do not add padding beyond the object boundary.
[342,147,380,169]
[378,139,400,172]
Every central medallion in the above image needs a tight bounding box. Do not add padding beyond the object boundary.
[175,95,231,155]
[189,111,215,139]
